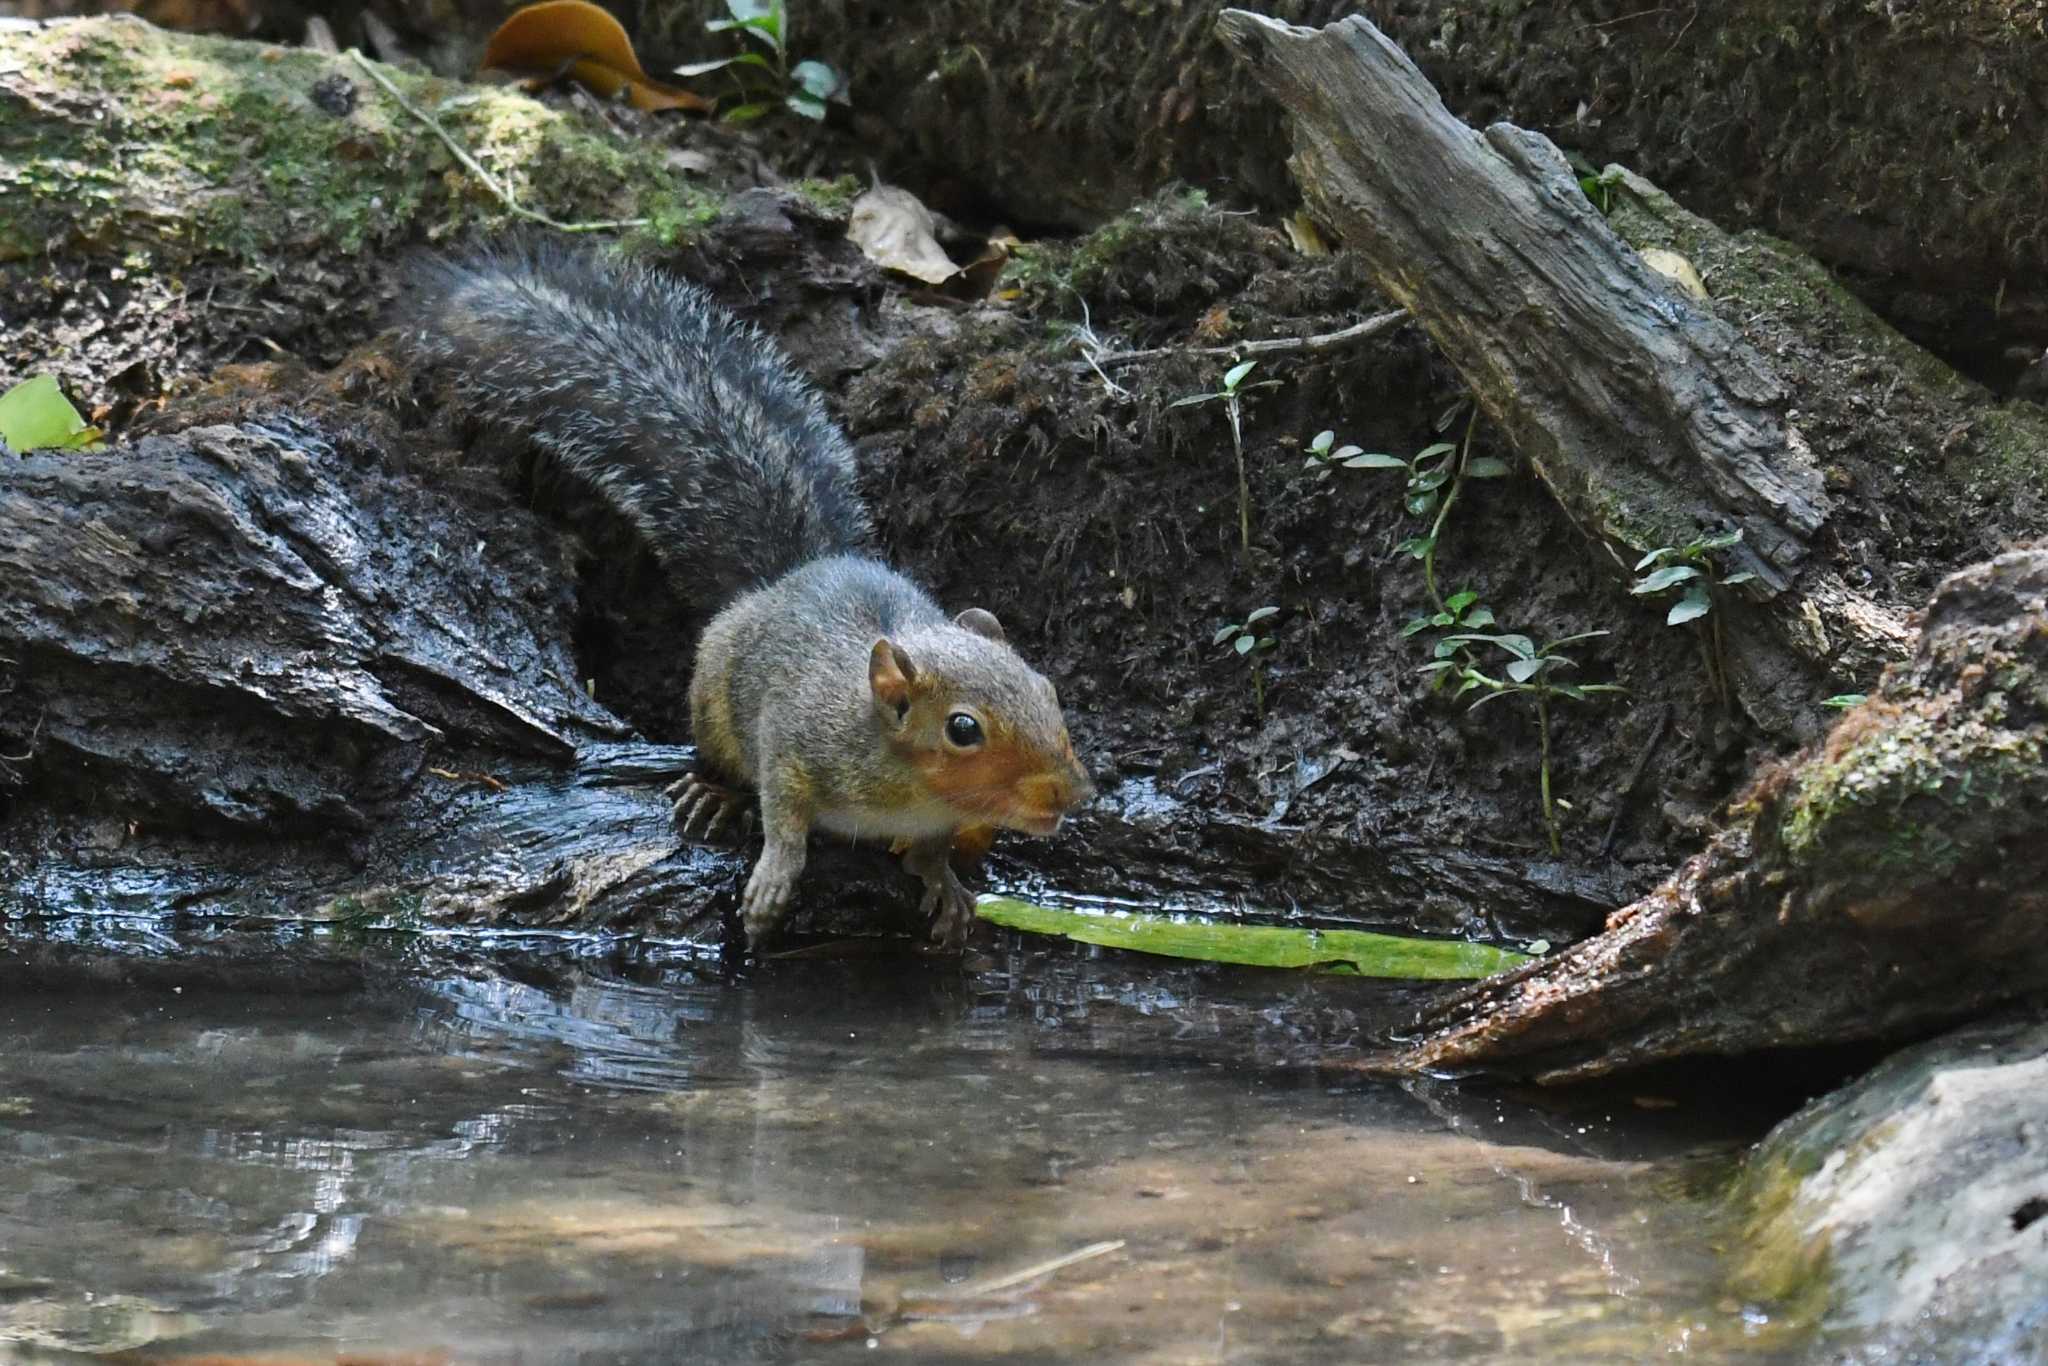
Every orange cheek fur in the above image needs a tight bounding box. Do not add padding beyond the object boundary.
[914,741,1037,818]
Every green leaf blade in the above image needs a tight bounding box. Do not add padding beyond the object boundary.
[976,898,1532,980]
[1633,564,1703,594]
[1666,586,1712,625]
[789,59,841,99]
[0,375,100,453]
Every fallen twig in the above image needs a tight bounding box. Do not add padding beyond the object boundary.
[1600,702,1671,859]
[428,766,510,792]
[913,1239,1127,1300]
[346,49,650,235]
[1074,308,1407,372]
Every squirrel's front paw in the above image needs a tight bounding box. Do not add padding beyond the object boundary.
[668,774,752,843]
[901,837,979,948]
[739,844,803,949]
[914,862,980,949]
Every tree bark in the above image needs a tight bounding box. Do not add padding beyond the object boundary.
[1397,544,2048,1082]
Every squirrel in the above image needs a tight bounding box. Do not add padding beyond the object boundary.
[393,242,1094,949]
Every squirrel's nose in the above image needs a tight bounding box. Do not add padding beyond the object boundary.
[1018,769,1093,815]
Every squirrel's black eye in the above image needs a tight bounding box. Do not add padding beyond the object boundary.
[945,712,984,748]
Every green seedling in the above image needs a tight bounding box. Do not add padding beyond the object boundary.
[1214,605,1281,721]
[1631,527,1755,706]
[1420,629,1625,855]
[1568,152,1621,214]
[1401,586,1497,647]
[678,0,845,122]
[1176,359,1278,554]
[1821,693,1869,710]
[1578,169,1619,215]
[1308,406,1508,613]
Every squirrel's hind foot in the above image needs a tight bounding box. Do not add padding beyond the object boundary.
[667,774,754,843]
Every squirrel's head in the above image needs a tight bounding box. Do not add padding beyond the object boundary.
[868,608,1095,836]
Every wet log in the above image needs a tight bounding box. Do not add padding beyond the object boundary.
[1399,545,2048,1082]
[0,418,943,942]
[0,417,622,828]
[1215,9,1928,737]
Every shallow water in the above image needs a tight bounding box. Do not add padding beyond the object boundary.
[0,929,1798,1364]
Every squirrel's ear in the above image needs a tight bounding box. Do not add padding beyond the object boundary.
[954,607,1006,643]
[868,637,918,714]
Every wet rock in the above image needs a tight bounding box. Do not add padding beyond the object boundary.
[1730,1015,2048,1363]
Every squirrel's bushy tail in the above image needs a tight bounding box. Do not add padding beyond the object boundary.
[395,242,872,609]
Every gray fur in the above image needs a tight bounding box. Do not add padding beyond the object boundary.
[394,241,873,609]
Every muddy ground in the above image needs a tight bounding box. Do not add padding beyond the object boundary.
[3,17,2044,965]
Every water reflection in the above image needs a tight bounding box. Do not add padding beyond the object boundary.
[0,941,1792,1362]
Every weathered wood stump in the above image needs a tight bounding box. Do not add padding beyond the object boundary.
[1217,9,1922,736]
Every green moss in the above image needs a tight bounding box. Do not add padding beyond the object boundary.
[1971,403,2048,495]
[1776,710,2044,880]
[1606,168,2048,513]
[1002,191,1216,311]
[790,174,861,219]
[1721,1148,1839,1339]
[0,20,716,273]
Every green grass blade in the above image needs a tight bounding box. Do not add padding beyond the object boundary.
[976,898,1530,980]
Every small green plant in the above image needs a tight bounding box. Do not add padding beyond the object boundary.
[1401,586,1497,643]
[1631,528,1755,706]
[1568,152,1622,215]
[677,0,844,122]
[1311,402,1619,853]
[1578,168,1620,214]
[1821,693,1868,710]
[1176,359,1277,554]
[1420,630,1626,855]
[1307,406,1508,614]
[1214,606,1280,720]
